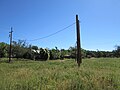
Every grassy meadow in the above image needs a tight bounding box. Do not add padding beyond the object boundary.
[0,58,120,90]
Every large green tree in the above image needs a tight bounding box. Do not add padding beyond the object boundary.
[113,45,120,57]
[0,42,8,58]
[12,40,28,59]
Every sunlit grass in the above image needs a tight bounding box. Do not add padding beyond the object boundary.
[0,58,120,90]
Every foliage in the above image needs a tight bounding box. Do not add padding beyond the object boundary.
[113,45,120,57]
[1,40,120,60]
[68,46,76,58]
[12,40,49,61]
[49,47,61,60]
[60,49,68,59]
[32,46,38,51]
[38,48,49,60]
[0,42,8,58]
[12,40,28,59]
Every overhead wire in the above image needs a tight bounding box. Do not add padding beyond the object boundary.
[27,22,75,41]
[13,22,75,42]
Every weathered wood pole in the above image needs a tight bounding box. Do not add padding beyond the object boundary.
[9,27,13,63]
[76,15,82,67]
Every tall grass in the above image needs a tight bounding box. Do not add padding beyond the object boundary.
[0,58,120,90]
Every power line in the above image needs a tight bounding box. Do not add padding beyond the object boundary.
[27,22,75,41]
[14,22,75,42]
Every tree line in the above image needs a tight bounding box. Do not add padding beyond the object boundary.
[0,40,120,61]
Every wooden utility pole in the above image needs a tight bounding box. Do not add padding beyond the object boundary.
[9,27,13,63]
[76,15,82,67]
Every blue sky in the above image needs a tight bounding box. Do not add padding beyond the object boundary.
[0,0,120,51]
